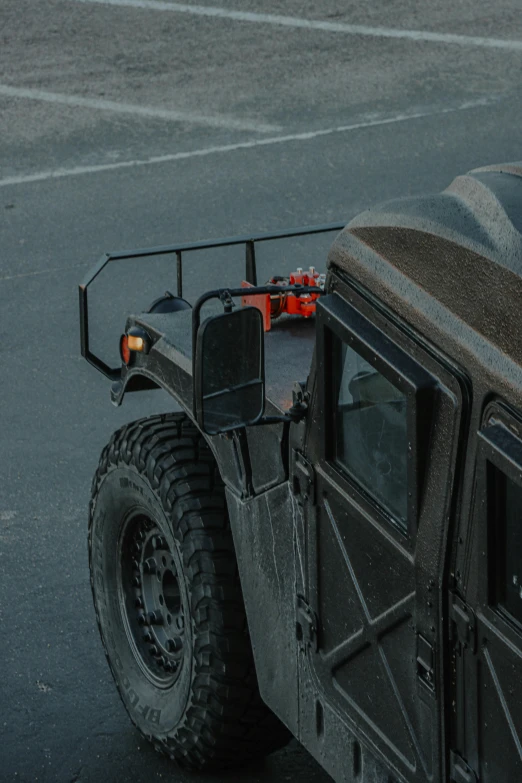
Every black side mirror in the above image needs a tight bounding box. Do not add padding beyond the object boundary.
[194,306,265,435]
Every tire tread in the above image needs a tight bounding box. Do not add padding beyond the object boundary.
[89,412,289,771]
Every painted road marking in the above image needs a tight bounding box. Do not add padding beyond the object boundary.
[0,84,281,133]
[0,264,86,282]
[0,511,17,521]
[0,97,501,188]
[72,0,522,52]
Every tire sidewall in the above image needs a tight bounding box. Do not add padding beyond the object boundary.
[90,463,193,736]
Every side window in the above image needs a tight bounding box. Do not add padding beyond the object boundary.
[334,337,408,531]
[318,294,437,539]
[490,464,522,626]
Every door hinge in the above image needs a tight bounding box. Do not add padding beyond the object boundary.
[416,634,436,694]
[450,751,478,783]
[296,596,318,652]
[292,450,316,504]
[450,594,477,654]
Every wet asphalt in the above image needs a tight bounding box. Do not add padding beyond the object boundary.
[1,1,522,781]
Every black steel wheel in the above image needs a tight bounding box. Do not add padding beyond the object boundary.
[118,513,188,684]
[88,413,290,770]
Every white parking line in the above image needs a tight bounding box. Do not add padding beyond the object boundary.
[0,263,85,282]
[0,85,281,134]
[72,0,522,52]
[0,97,500,189]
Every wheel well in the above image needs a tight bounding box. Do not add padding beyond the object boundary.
[124,373,160,393]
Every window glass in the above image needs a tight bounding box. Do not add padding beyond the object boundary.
[492,469,522,626]
[335,340,408,529]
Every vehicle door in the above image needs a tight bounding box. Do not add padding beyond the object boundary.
[453,401,522,782]
[302,283,464,783]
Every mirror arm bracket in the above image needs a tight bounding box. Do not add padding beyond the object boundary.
[252,404,308,427]
[219,290,235,313]
[252,415,293,426]
[249,381,310,426]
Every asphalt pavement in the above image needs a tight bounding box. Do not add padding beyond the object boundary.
[1,1,521,781]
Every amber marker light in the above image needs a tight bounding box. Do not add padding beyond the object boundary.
[127,334,145,352]
[120,327,151,364]
[120,334,131,365]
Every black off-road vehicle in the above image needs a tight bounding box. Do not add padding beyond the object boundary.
[81,162,522,783]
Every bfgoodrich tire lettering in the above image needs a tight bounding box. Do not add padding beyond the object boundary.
[88,413,289,770]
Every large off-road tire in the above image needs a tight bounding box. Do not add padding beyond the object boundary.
[88,412,290,770]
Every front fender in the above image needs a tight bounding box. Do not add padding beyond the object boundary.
[111,309,194,412]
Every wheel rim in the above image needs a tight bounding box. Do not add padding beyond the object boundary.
[118,512,187,687]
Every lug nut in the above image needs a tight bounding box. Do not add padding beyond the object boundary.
[135,597,143,609]
[166,637,182,653]
[144,557,157,575]
[137,613,148,626]
[142,631,153,643]
[132,577,141,588]
[153,535,166,550]
[149,644,159,657]
[148,611,163,626]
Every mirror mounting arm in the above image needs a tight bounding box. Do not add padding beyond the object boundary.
[287,399,309,422]
[219,290,235,313]
[252,404,308,427]
[248,379,310,426]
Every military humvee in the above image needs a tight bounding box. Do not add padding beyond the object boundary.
[81,162,522,783]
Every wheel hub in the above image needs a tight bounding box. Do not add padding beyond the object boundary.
[120,515,186,683]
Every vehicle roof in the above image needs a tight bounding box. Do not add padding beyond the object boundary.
[327,163,522,371]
